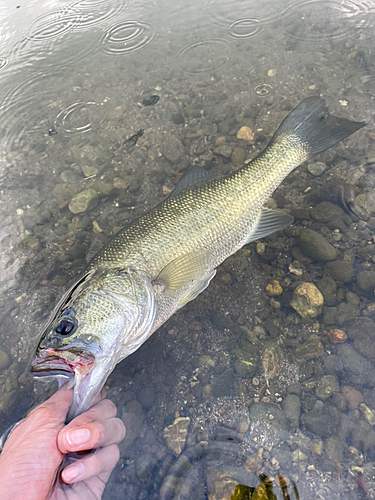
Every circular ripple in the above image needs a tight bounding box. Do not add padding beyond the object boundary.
[175,39,232,75]
[253,83,273,96]
[54,101,104,135]
[282,0,374,42]
[71,0,127,31]
[101,20,155,55]
[27,7,79,41]
[228,18,263,39]
[0,57,9,71]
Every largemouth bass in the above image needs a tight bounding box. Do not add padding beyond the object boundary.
[31,97,365,420]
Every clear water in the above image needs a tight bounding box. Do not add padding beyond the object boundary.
[0,0,374,498]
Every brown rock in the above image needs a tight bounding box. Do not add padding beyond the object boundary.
[341,386,363,409]
[325,329,348,344]
[236,126,254,142]
[266,280,283,296]
[162,417,190,456]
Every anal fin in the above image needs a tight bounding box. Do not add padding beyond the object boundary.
[245,207,294,244]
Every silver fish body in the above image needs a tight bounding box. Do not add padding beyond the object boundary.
[31,97,365,419]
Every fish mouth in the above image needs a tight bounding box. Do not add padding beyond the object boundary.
[31,348,95,378]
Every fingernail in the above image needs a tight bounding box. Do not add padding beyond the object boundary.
[62,462,84,482]
[66,428,91,446]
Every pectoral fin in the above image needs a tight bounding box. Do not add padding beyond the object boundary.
[245,208,294,244]
[177,270,216,309]
[156,250,212,291]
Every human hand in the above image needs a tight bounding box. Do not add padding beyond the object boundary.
[0,384,125,500]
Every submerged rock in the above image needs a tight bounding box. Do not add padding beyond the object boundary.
[307,161,326,176]
[357,270,375,291]
[315,375,339,400]
[0,349,11,372]
[69,188,99,214]
[290,283,324,318]
[163,417,190,456]
[294,334,324,362]
[324,260,354,283]
[298,228,337,261]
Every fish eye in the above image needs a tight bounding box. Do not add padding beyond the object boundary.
[55,317,77,336]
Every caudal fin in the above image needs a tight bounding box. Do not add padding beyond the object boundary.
[273,96,365,159]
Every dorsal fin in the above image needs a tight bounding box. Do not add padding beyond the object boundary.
[170,166,212,197]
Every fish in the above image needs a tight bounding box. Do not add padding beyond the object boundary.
[30,96,365,420]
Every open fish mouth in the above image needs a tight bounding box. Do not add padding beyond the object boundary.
[31,347,95,378]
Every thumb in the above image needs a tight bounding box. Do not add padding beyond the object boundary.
[29,384,74,425]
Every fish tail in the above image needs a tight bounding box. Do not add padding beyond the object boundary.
[271,96,366,159]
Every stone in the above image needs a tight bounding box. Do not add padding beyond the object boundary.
[307,161,327,176]
[298,229,337,261]
[341,386,363,409]
[198,355,215,367]
[249,402,288,441]
[261,342,284,380]
[324,261,354,283]
[160,136,185,163]
[294,334,324,362]
[301,408,340,438]
[336,302,358,326]
[316,276,337,306]
[346,318,375,359]
[325,329,347,344]
[350,420,375,457]
[357,270,375,291]
[311,202,346,223]
[137,387,155,409]
[315,375,339,400]
[355,192,375,216]
[213,145,232,159]
[290,283,324,318]
[325,436,343,462]
[282,394,301,428]
[0,349,11,372]
[119,400,143,451]
[360,403,375,426]
[236,126,254,142]
[335,344,375,387]
[163,417,190,456]
[81,165,98,177]
[52,183,77,209]
[68,188,99,214]
[265,280,283,296]
[231,147,246,164]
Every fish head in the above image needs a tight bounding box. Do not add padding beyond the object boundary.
[31,267,155,420]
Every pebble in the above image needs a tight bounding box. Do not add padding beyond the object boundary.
[198,355,215,367]
[301,408,340,438]
[265,280,283,296]
[160,136,185,163]
[325,436,343,462]
[324,260,354,283]
[162,417,190,456]
[316,276,337,306]
[119,400,144,451]
[282,394,301,428]
[341,386,363,409]
[307,161,327,176]
[231,146,247,164]
[325,329,347,343]
[347,317,375,359]
[315,375,339,400]
[355,192,375,216]
[298,228,337,261]
[0,349,11,372]
[357,270,375,291]
[249,402,288,439]
[267,68,277,77]
[360,403,375,426]
[294,334,324,362]
[69,188,99,214]
[236,126,254,142]
[290,282,324,318]
[81,165,98,177]
[292,449,307,461]
[256,242,266,255]
[213,144,232,159]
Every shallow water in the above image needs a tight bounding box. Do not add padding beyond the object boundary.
[0,0,374,498]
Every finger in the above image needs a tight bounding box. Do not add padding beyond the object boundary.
[58,416,125,453]
[65,398,117,432]
[28,384,73,426]
[61,444,120,484]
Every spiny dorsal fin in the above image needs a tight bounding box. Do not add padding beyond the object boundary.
[170,166,212,197]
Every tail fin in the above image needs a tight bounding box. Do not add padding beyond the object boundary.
[273,96,365,159]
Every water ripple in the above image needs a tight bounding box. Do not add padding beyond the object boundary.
[71,0,127,31]
[53,101,105,135]
[101,20,155,55]
[0,58,9,71]
[175,38,232,75]
[227,18,263,39]
[27,6,79,41]
[281,0,375,42]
